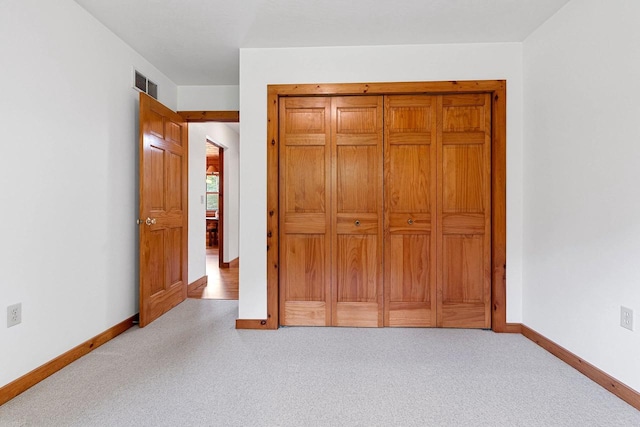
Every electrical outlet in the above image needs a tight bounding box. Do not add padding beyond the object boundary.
[620,306,633,331]
[7,303,21,328]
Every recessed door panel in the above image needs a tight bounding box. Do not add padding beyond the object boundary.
[388,145,431,212]
[149,146,165,211]
[285,146,326,213]
[147,230,165,296]
[167,152,183,211]
[442,235,485,303]
[442,145,485,213]
[166,227,183,286]
[389,235,431,303]
[336,235,378,303]
[287,108,326,133]
[283,235,326,302]
[336,145,378,213]
[166,120,183,145]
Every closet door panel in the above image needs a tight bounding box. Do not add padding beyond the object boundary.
[442,235,485,302]
[281,235,327,326]
[280,97,332,326]
[336,145,378,213]
[332,96,383,327]
[387,234,433,326]
[388,145,431,212]
[336,234,378,301]
[389,235,431,302]
[437,94,492,328]
[442,145,485,212]
[285,146,326,213]
[384,95,437,327]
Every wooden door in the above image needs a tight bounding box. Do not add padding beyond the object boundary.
[139,93,188,327]
[279,97,332,326]
[278,92,491,329]
[384,95,437,327]
[437,94,492,328]
[331,96,384,327]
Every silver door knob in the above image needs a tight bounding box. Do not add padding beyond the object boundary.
[145,217,156,226]
[407,219,414,225]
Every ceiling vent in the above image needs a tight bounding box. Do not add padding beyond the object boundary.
[133,69,158,99]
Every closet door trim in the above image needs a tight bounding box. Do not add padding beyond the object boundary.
[265,80,507,332]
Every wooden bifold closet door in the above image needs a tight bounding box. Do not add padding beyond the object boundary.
[437,94,492,328]
[279,96,383,327]
[279,97,332,326]
[383,95,438,327]
[279,93,491,329]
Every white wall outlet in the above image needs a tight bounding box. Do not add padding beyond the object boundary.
[7,303,22,328]
[620,306,633,331]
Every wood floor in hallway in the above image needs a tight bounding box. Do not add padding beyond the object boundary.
[188,247,238,300]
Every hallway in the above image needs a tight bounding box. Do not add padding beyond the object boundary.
[188,247,238,300]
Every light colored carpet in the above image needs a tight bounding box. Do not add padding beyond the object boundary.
[1,299,638,426]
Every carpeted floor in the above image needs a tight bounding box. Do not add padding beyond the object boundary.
[1,299,638,426]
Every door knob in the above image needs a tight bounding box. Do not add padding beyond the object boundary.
[354,220,361,226]
[407,218,414,225]
[145,217,156,226]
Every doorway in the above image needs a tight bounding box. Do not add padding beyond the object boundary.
[205,140,221,255]
[140,101,242,325]
[261,80,507,331]
[202,139,238,299]
[179,112,240,302]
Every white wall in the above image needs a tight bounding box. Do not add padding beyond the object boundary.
[187,124,207,283]
[0,0,177,387]
[216,125,241,264]
[523,0,640,392]
[188,122,240,280]
[178,85,240,111]
[239,43,525,321]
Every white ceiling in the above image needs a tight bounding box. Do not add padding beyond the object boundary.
[74,0,570,86]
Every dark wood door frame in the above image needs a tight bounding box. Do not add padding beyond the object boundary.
[178,110,239,270]
[239,80,509,332]
[179,111,239,123]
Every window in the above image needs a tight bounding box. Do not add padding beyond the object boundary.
[206,173,219,212]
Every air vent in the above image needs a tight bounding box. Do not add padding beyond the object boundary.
[133,70,158,99]
[147,80,158,99]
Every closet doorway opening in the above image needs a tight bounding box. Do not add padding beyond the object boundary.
[263,80,508,331]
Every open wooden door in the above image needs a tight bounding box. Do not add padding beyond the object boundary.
[138,93,188,327]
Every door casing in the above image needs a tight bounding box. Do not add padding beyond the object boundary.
[257,80,507,332]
